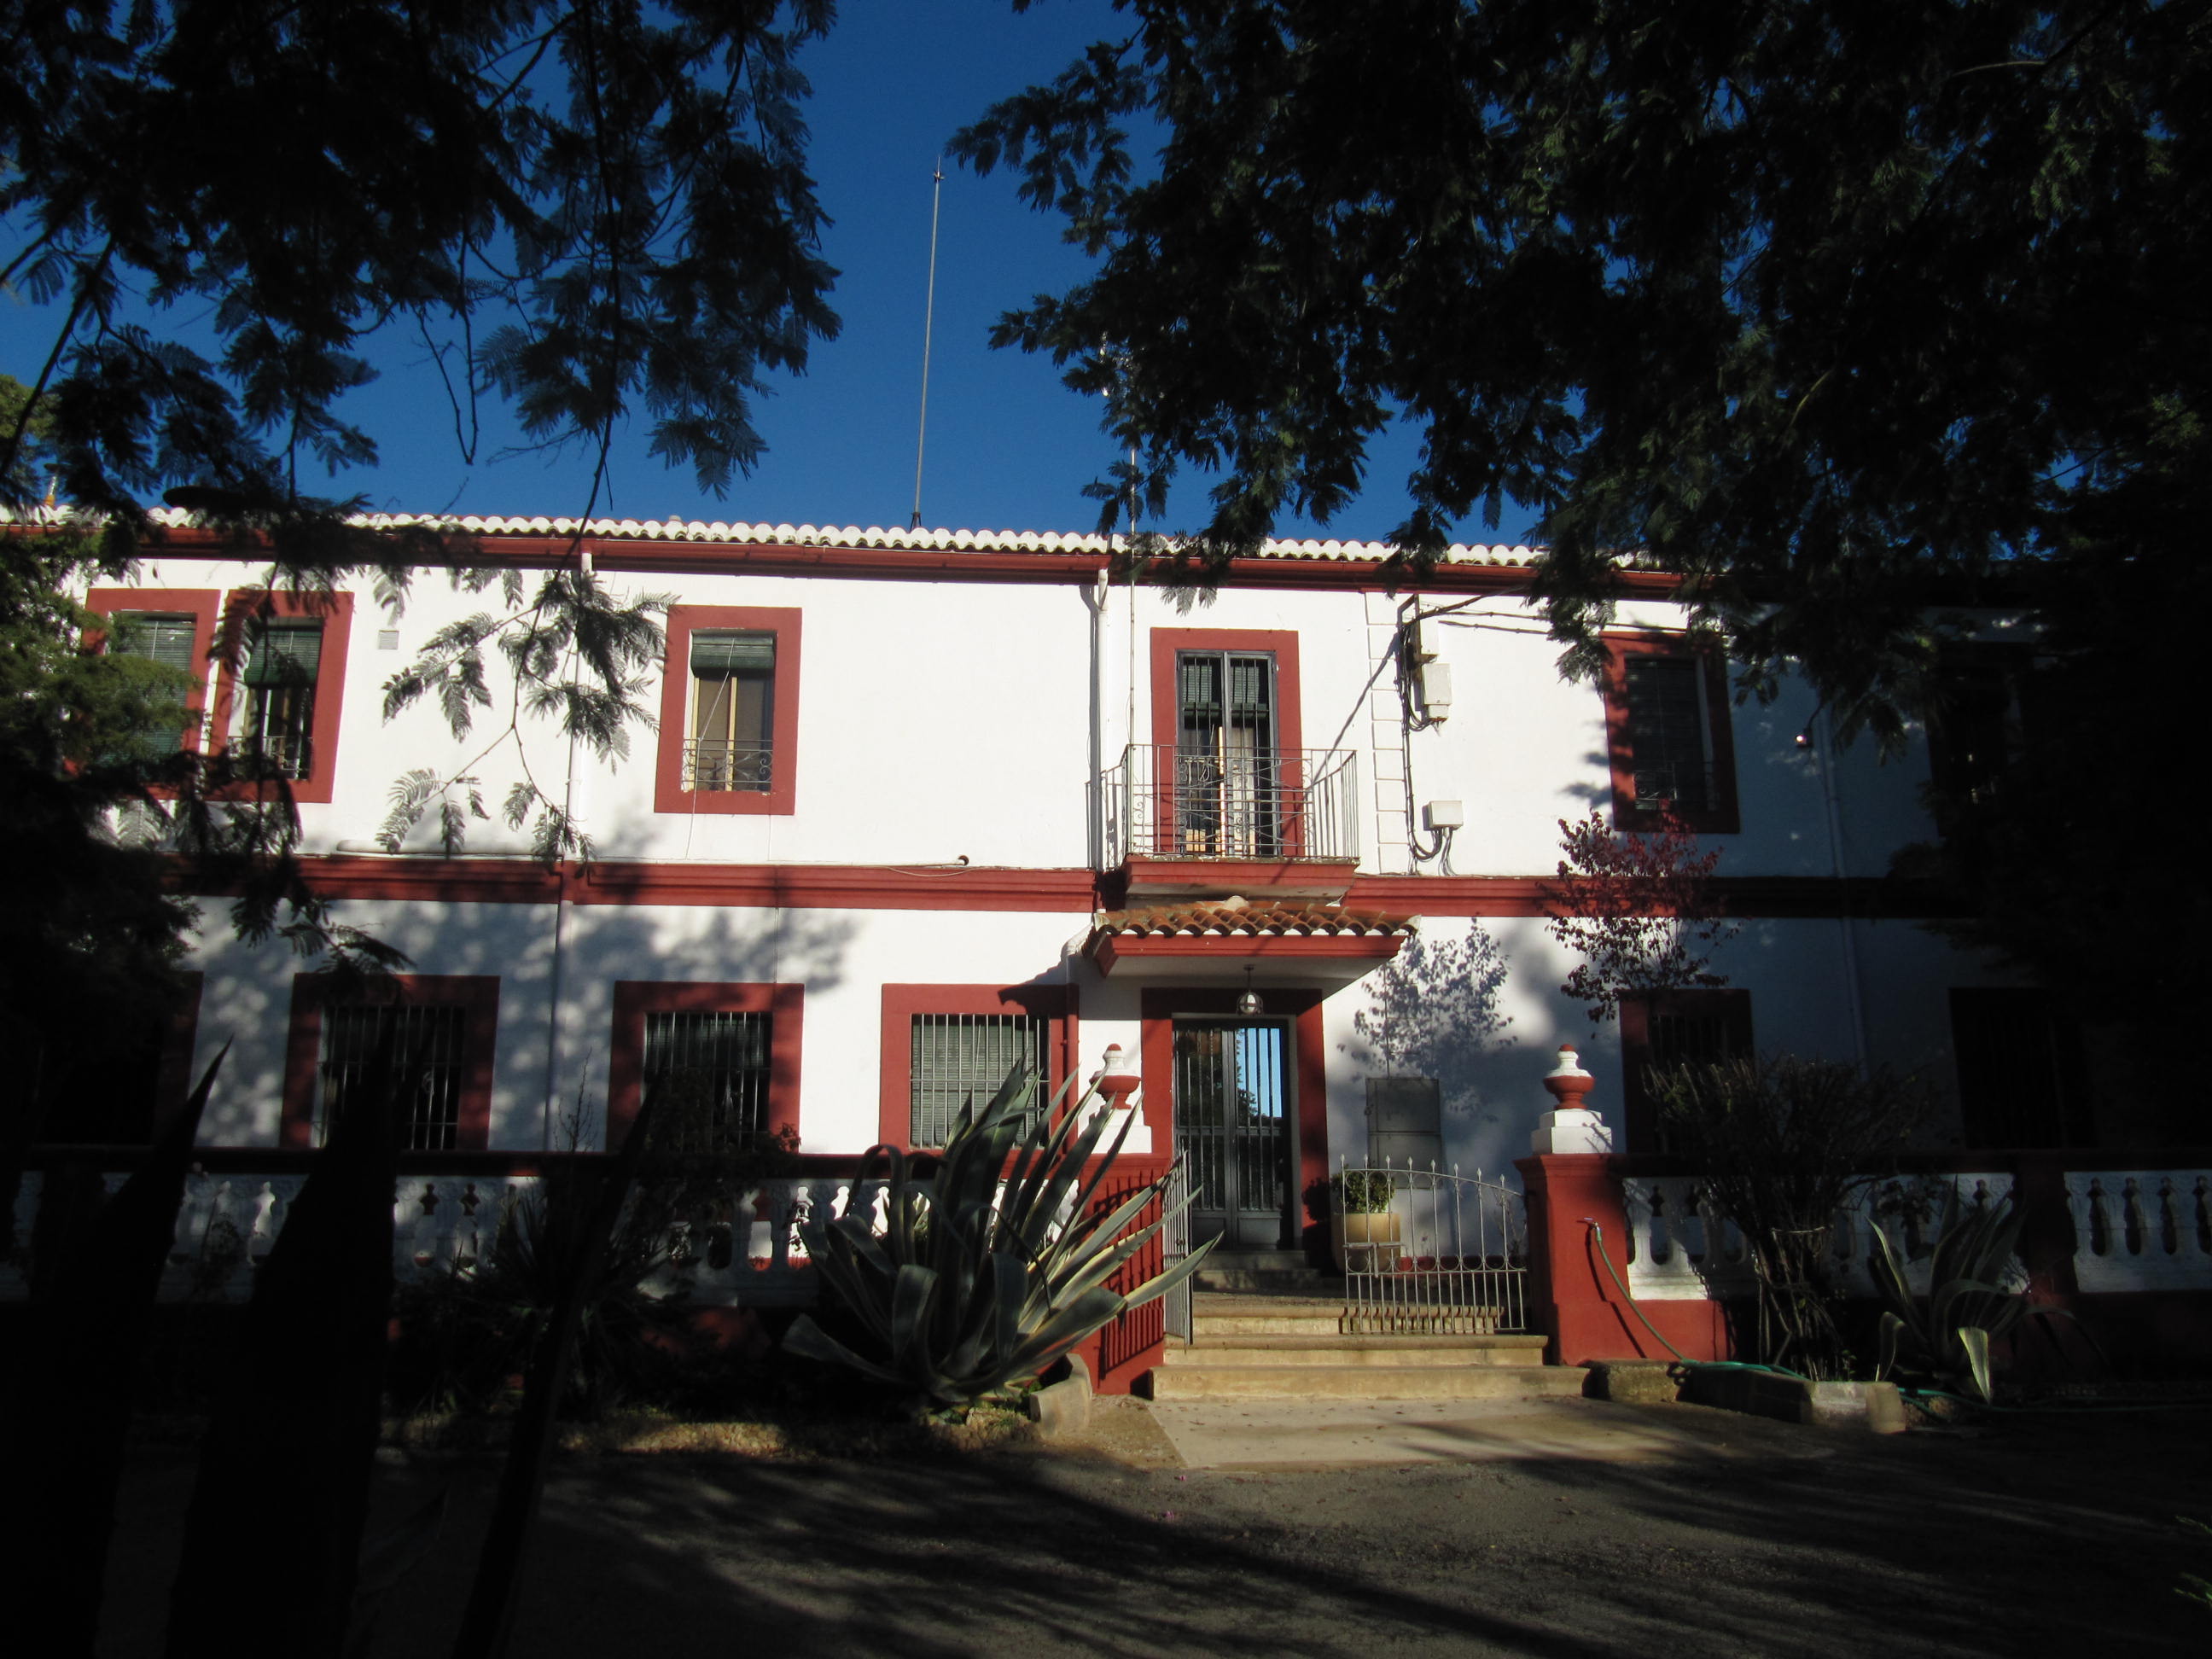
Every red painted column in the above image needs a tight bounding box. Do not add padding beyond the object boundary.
[1516,1045,1730,1365]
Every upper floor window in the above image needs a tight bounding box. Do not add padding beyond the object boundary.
[655,607,800,816]
[687,632,776,794]
[208,590,354,804]
[1601,634,1740,834]
[85,587,223,763]
[237,618,324,779]
[279,974,499,1151]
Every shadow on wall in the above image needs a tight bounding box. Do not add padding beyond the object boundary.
[1342,921,1522,1172]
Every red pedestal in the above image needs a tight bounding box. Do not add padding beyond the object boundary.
[1516,1153,1731,1366]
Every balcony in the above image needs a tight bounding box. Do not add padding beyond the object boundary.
[1100,742,1359,899]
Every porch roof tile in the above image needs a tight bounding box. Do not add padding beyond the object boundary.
[1090,899,1418,939]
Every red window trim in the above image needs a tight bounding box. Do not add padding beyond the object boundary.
[205,588,356,804]
[279,974,501,1151]
[84,588,225,769]
[877,983,1078,1150]
[1148,628,1309,859]
[1148,628,1305,757]
[654,605,801,816]
[607,981,804,1149]
[1618,987,1754,1156]
[1599,632,1740,835]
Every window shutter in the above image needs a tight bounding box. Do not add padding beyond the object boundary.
[690,632,776,674]
[116,614,196,672]
[243,621,323,686]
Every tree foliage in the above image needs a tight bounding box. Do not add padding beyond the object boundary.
[0,6,842,1109]
[956,1,2207,742]
[1544,810,1737,1023]
[1,0,838,526]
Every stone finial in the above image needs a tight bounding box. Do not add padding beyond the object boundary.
[1532,1042,1612,1155]
[1091,1043,1141,1109]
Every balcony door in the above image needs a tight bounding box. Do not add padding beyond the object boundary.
[1174,1017,1294,1251]
[1176,649,1279,856]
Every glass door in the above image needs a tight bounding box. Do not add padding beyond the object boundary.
[1173,1017,1293,1250]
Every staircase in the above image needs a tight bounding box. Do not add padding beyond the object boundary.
[1143,1262,1585,1402]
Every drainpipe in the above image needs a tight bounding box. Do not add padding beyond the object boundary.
[541,548,590,1149]
[1811,707,1868,1070]
[1086,567,1108,870]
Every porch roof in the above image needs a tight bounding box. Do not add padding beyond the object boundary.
[1084,898,1417,977]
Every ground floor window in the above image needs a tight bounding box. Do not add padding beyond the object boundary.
[608,981,803,1150]
[878,985,1073,1150]
[1618,989,1754,1155]
[280,975,499,1151]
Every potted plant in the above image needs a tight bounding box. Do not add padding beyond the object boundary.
[1330,1168,1400,1271]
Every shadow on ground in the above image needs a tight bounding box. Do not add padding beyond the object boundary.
[98,1403,2209,1656]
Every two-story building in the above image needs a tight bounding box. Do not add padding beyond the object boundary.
[39,510,2206,1381]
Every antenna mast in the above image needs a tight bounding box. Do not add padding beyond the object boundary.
[910,157,945,530]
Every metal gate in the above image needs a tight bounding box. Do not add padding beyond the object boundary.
[1331,1160,1529,1335]
[1174,1018,1293,1250]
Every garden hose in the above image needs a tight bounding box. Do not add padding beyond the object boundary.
[1581,1218,1808,1379]
[1583,1218,2207,1415]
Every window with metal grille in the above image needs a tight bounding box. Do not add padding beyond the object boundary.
[1950,988,2092,1148]
[1624,655,1713,813]
[1175,649,1278,855]
[317,1003,469,1150]
[240,620,323,779]
[108,613,199,754]
[645,1010,773,1148]
[687,632,775,793]
[1620,989,1754,1156]
[909,1013,1050,1148]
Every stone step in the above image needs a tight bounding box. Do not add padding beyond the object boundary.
[1164,1335,1550,1369]
[1142,1363,1588,1402]
[1193,1268,1340,1294]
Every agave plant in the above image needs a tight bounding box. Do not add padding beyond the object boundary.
[784,1063,1213,1406]
[1870,1183,2046,1402]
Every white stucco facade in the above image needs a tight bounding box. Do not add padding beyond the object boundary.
[94,517,2016,1178]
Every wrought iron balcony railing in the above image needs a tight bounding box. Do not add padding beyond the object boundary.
[1100,742,1359,868]
[684,737,772,793]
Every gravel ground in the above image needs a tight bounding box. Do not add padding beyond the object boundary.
[96,1398,2209,1656]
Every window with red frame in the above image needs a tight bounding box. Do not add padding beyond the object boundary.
[280,975,499,1151]
[1600,635,1740,833]
[654,607,801,815]
[85,588,222,762]
[1618,988,1754,1155]
[879,985,1074,1150]
[608,982,803,1150]
[209,590,354,804]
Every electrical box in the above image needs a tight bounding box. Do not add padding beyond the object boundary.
[1365,1075,1443,1168]
[1417,659,1452,719]
[1423,799,1464,832]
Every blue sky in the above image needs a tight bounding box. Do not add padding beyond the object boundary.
[2,2,1511,545]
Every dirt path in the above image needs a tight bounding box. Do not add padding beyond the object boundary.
[96,1399,2208,1656]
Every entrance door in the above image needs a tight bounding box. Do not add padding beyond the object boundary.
[1174,1017,1293,1250]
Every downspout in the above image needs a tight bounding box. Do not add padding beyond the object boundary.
[1086,566,1108,870]
[1812,706,1868,1069]
[541,547,590,1150]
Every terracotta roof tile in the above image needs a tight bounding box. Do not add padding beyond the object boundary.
[1091,899,1417,938]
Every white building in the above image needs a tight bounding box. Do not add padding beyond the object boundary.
[67,512,2070,1244]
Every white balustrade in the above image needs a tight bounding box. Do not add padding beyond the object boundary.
[2067,1170,2212,1291]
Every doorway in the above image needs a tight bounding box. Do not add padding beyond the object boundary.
[1173,1017,1294,1250]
